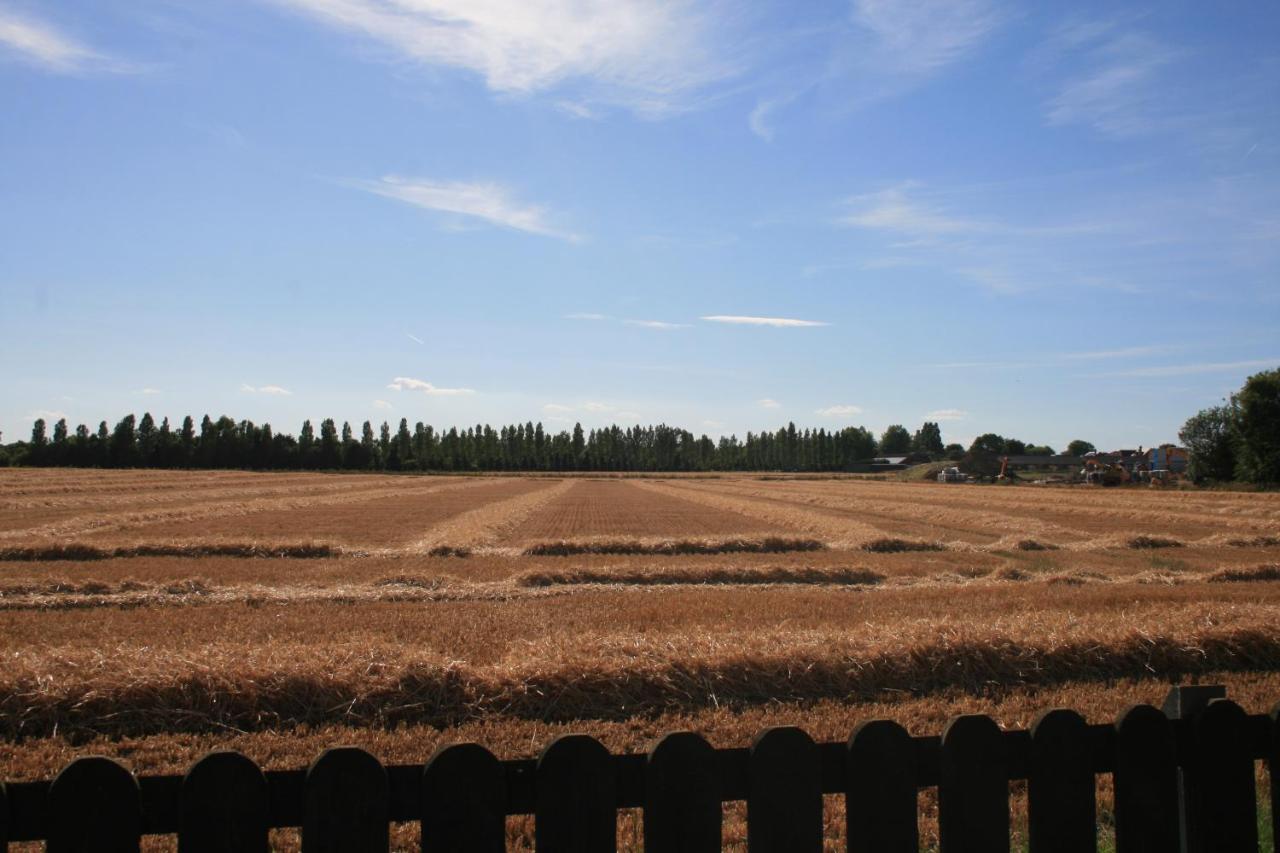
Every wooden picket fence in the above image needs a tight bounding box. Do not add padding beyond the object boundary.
[1,685,1276,851]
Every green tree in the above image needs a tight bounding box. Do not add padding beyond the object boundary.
[318,419,341,468]
[1179,405,1236,482]
[878,424,912,455]
[911,421,944,456]
[30,418,48,448]
[968,433,1007,456]
[1232,368,1280,483]
[1066,440,1096,457]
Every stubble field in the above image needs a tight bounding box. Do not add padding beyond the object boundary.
[2,468,1279,849]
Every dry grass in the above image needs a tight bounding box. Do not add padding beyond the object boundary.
[522,535,825,556]
[860,537,946,553]
[1127,535,1185,549]
[3,466,1280,849]
[0,541,340,560]
[1208,564,1280,583]
[517,565,883,587]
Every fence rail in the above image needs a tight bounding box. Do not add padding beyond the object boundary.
[1,686,1277,851]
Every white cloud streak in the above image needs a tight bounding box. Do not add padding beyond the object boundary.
[0,8,126,74]
[542,403,573,413]
[926,409,968,421]
[702,315,828,328]
[1094,359,1279,378]
[565,312,609,321]
[757,398,781,409]
[241,384,293,395]
[387,376,476,395]
[270,0,738,116]
[625,319,688,330]
[373,399,392,410]
[406,333,424,345]
[851,0,1005,77]
[816,404,863,417]
[356,176,578,241]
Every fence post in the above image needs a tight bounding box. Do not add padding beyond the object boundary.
[302,747,389,853]
[846,719,917,853]
[644,731,720,853]
[1,779,7,853]
[47,756,142,853]
[1271,702,1280,853]
[1161,684,1225,853]
[1113,704,1178,853]
[938,715,1008,853]
[536,734,616,853]
[1028,709,1095,853]
[747,726,822,853]
[1191,699,1256,851]
[422,742,506,853]
[179,750,270,853]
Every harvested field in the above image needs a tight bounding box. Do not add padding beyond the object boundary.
[1,469,1279,850]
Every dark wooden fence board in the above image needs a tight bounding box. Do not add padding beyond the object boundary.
[1113,704,1178,853]
[536,734,616,853]
[47,756,142,853]
[747,726,822,853]
[938,715,1009,853]
[4,690,1275,850]
[179,751,269,853]
[422,743,505,853]
[302,747,389,853]
[644,732,721,853]
[1192,699,1257,852]
[846,719,917,853]
[1028,708,1095,853]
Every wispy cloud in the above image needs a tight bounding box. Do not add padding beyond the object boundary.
[616,410,641,420]
[1039,21,1178,138]
[138,388,162,396]
[270,0,739,116]
[757,398,781,409]
[406,333,424,345]
[582,402,614,412]
[1093,359,1279,378]
[387,376,475,395]
[625,319,688,330]
[241,384,293,395]
[926,408,968,421]
[1062,345,1177,361]
[0,8,129,74]
[816,404,863,417]
[851,0,1005,77]
[702,315,828,328]
[373,399,392,410]
[542,403,573,414]
[565,312,609,321]
[355,176,579,241]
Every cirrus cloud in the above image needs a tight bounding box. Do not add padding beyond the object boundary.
[816,404,863,417]
[702,315,829,328]
[241,384,293,396]
[356,176,579,241]
[387,377,476,395]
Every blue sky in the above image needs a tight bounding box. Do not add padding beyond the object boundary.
[1,0,1277,452]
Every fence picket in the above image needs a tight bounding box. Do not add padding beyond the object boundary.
[845,719,916,853]
[747,726,821,853]
[536,734,616,853]
[1193,700,1256,851]
[47,756,142,853]
[422,743,505,853]
[302,747,389,853]
[938,715,1008,853]
[643,731,721,853]
[179,750,269,853]
[1113,704,1178,853]
[1028,709,1095,853]
[1271,702,1280,853]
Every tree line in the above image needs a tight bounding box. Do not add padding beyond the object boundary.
[0,415,1042,473]
[1179,368,1280,485]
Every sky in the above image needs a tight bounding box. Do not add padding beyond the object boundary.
[1,0,1278,452]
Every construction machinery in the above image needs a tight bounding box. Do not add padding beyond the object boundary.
[1082,456,1130,486]
[937,466,965,483]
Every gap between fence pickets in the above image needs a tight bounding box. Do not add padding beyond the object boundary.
[0,684,1273,842]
